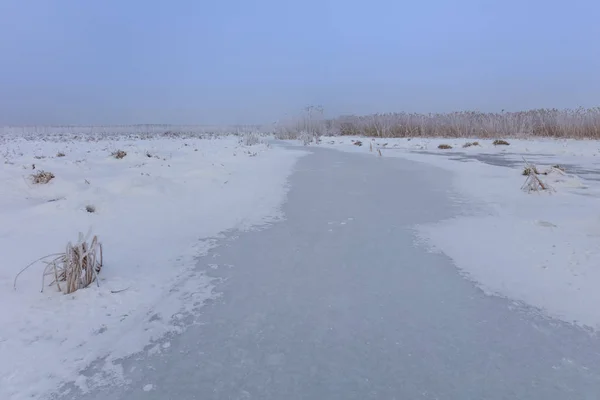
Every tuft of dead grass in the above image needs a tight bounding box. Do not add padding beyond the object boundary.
[112,150,127,159]
[522,165,540,176]
[438,144,452,149]
[14,232,103,294]
[31,170,55,184]
[493,139,510,146]
[521,158,554,193]
[462,141,480,148]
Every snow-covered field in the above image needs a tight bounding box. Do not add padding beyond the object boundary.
[321,136,600,331]
[0,131,304,400]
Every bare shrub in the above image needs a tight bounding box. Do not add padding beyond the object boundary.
[299,132,312,145]
[112,150,127,159]
[438,144,453,149]
[242,132,262,146]
[493,139,510,146]
[31,170,55,184]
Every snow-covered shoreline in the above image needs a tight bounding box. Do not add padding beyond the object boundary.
[321,136,600,331]
[0,133,305,400]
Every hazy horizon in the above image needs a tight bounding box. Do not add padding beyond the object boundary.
[1,0,599,125]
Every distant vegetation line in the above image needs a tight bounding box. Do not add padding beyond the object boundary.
[3,107,600,139]
[275,107,600,139]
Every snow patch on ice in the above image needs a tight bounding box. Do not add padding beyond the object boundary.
[142,384,154,392]
[323,136,600,330]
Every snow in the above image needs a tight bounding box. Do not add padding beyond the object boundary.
[142,384,154,392]
[320,136,600,330]
[0,131,305,400]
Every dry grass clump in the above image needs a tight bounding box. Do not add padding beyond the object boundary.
[523,163,565,177]
[242,132,262,146]
[31,170,55,184]
[521,158,554,193]
[56,152,66,157]
[299,132,313,146]
[438,144,453,149]
[14,233,103,294]
[493,139,510,146]
[522,165,540,176]
[462,141,480,148]
[112,150,127,159]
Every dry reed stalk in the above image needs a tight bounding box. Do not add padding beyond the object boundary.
[521,158,554,193]
[15,232,103,294]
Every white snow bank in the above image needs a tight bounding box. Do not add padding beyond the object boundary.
[0,133,304,400]
[320,136,600,330]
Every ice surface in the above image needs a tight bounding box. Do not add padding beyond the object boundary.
[323,136,600,330]
[56,146,600,400]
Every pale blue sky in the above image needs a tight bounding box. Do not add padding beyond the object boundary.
[0,0,598,125]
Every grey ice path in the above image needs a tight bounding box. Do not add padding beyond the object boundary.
[68,147,600,400]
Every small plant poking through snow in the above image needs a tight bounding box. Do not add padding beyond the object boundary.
[31,170,55,184]
[14,232,103,294]
[56,152,66,157]
[112,150,127,159]
[522,165,540,176]
[242,132,261,146]
[493,139,510,146]
[438,144,453,149]
[85,205,96,213]
[521,158,554,193]
[299,132,312,146]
